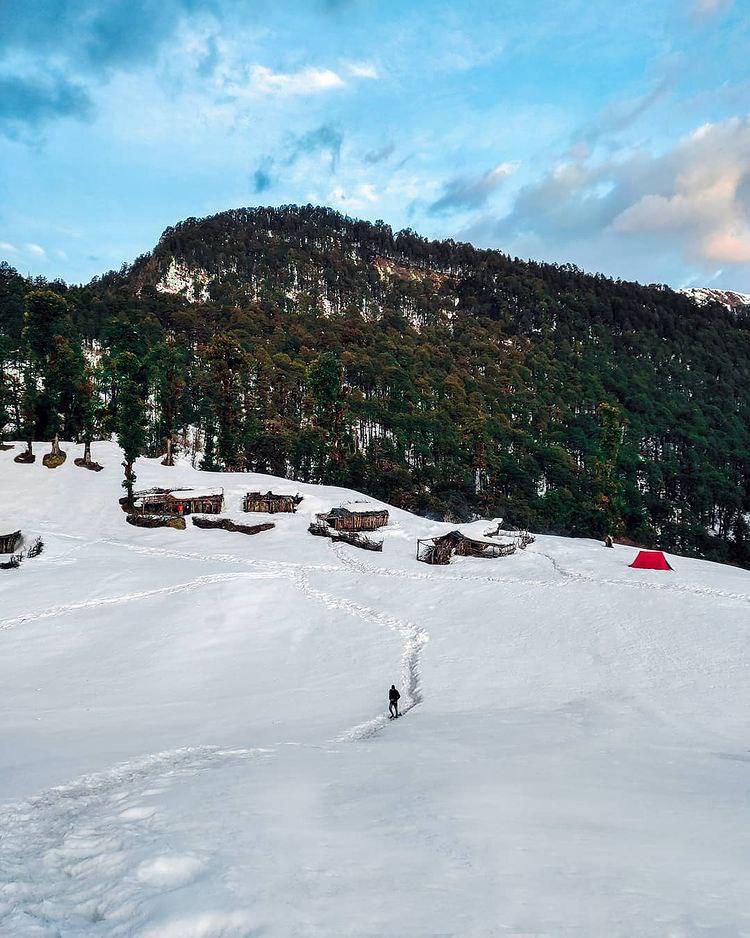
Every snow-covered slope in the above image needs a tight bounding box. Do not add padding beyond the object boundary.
[680,286,750,310]
[2,442,750,937]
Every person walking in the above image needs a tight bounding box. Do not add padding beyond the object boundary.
[388,684,401,719]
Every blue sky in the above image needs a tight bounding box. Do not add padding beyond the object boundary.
[1,0,749,288]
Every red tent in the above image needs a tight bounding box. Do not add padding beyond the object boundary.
[629,550,673,571]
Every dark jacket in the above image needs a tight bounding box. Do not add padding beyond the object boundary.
[389,687,400,701]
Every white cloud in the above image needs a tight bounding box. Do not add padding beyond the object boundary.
[327,183,380,211]
[384,175,427,201]
[358,183,379,202]
[25,243,47,258]
[245,65,345,97]
[0,241,18,253]
[490,161,520,181]
[492,116,750,279]
[702,230,750,264]
[611,119,750,266]
[345,62,379,80]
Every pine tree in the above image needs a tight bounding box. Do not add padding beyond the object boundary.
[205,335,246,470]
[16,366,38,462]
[76,361,101,468]
[21,290,77,465]
[200,416,219,471]
[23,290,72,363]
[113,353,147,502]
[147,340,187,465]
[43,335,85,467]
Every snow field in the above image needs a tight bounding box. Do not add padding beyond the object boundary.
[1,442,750,936]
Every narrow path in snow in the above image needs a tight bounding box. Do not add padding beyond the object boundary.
[2,538,430,742]
[75,529,750,606]
[99,537,341,573]
[43,523,750,609]
[335,542,750,605]
[0,571,283,632]
[534,548,750,604]
[0,553,432,928]
[288,567,429,741]
[333,542,556,588]
[97,536,432,738]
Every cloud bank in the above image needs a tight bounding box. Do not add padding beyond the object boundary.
[486,118,750,277]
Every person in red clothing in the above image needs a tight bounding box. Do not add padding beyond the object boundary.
[388,684,400,718]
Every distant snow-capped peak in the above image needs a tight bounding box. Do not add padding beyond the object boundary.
[680,287,750,310]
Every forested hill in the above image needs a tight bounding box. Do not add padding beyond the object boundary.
[2,204,750,567]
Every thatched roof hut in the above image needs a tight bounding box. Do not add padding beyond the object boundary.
[417,530,516,565]
[316,502,389,532]
[132,487,224,515]
[242,491,302,514]
[0,530,21,554]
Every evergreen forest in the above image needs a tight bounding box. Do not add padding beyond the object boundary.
[2,205,749,566]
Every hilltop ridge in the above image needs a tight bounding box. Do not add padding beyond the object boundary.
[2,205,750,567]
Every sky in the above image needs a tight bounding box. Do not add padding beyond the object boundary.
[1,0,749,289]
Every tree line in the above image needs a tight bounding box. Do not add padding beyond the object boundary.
[2,204,750,567]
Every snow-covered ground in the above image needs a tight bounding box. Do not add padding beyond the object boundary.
[1,441,750,937]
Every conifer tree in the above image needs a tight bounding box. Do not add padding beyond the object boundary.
[308,351,348,479]
[22,290,76,463]
[77,362,100,467]
[591,401,626,537]
[16,366,38,462]
[43,335,86,465]
[205,334,245,470]
[148,340,186,465]
[113,353,146,502]
[23,289,72,363]
[200,416,219,471]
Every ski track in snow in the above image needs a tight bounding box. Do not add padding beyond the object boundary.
[0,746,269,937]
[99,537,341,574]
[49,529,750,608]
[0,572,283,632]
[335,542,750,605]
[534,548,750,604]
[333,541,556,588]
